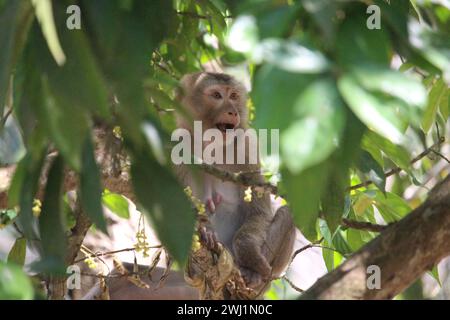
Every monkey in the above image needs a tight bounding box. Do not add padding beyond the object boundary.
[175,72,296,292]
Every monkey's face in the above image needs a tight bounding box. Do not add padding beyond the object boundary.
[201,83,243,133]
[178,72,248,141]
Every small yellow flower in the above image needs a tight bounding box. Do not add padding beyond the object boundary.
[185,186,207,215]
[134,229,150,257]
[32,199,42,217]
[84,257,98,269]
[113,126,123,140]
[244,187,252,202]
[184,186,193,197]
[191,234,201,252]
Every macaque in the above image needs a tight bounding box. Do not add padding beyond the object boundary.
[175,72,296,290]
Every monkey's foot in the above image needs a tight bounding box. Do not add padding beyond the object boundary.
[199,227,218,251]
[239,268,265,289]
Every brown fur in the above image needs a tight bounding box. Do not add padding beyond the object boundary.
[176,72,295,289]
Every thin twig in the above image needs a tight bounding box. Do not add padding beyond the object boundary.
[291,237,324,263]
[73,245,162,264]
[281,275,304,293]
[431,149,450,163]
[0,107,13,129]
[176,11,232,20]
[12,222,24,237]
[341,218,389,232]
[348,137,445,191]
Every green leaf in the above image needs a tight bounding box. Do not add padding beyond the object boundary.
[254,69,345,174]
[373,190,411,223]
[0,209,17,227]
[0,117,25,165]
[6,158,26,209]
[283,160,330,241]
[17,148,46,241]
[347,227,366,252]
[102,193,130,219]
[422,78,447,133]
[256,3,299,39]
[351,65,427,110]
[130,150,195,264]
[256,39,329,73]
[253,65,316,131]
[39,155,66,273]
[302,0,339,42]
[322,239,334,272]
[280,78,345,174]
[0,0,33,116]
[361,136,384,168]
[321,111,365,234]
[37,74,89,170]
[408,20,450,83]
[357,151,386,192]
[428,266,441,287]
[35,1,110,119]
[332,230,352,255]
[226,15,259,54]
[364,131,411,172]
[346,206,376,250]
[0,261,34,300]
[352,192,374,216]
[375,0,409,39]
[336,13,390,67]
[198,0,227,40]
[7,238,26,267]
[338,75,405,144]
[79,137,107,234]
[6,123,47,210]
[439,88,450,120]
[25,28,90,170]
[82,0,174,144]
[31,0,65,65]
[321,171,347,235]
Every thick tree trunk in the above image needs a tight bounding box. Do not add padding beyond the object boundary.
[301,175,450,300]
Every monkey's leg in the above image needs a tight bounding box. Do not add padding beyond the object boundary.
[262,206,296,276]
[233,226,272,287]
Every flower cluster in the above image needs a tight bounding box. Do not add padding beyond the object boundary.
[184,186,206,215]
[134,229,150,258]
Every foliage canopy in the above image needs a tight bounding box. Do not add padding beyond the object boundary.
[0,0,449,299]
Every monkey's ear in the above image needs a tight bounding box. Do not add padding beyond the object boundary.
[176,72,204,101]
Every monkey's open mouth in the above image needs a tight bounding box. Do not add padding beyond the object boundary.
[216,123,235,132]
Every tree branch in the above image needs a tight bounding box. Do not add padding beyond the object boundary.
[199,163,278,194]
[301,175,450,300]
[341,218,389,233]
[348,137,445,191]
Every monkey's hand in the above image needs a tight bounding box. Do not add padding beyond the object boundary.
[205,192,222,213]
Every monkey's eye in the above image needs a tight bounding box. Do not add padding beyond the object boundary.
[212,91,222,99]
[230,92,238,100]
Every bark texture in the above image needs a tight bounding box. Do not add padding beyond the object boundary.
[301,175,450,299]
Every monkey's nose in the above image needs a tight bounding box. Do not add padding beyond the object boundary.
[228,111,238,116]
